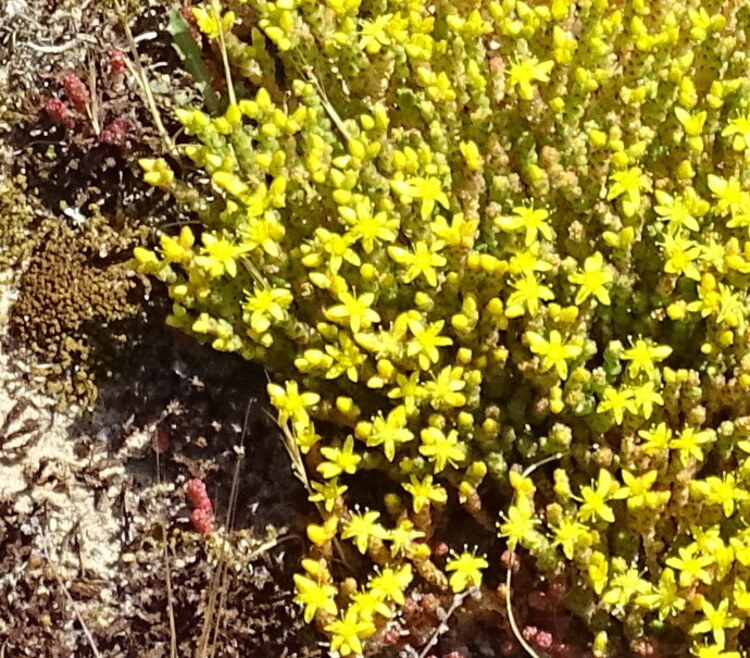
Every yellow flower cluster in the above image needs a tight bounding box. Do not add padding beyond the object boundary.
[134,0,750,654]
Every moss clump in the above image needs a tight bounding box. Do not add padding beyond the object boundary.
[0,176,49,270]
[135,0,750,655]
[8,218,148,411]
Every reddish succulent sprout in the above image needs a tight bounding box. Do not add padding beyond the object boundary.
[402,596,419,618]
[100,117,130,145]
[152,427,170,453]
[185,478,212,511]
[185,478,213,534]
[109,50,127,77]
[548,578,567,600]
[523,626,554,651]
[190,507,214,535]
[379,628,402,647]
[63,72,90,112]
[44,98,72,126]
[420,593,440,612]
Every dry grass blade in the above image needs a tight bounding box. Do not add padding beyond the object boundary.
[86,56,100,135]
[164,538,178,658]
[267,373,355,573]
[277,416,313,495]
[114,0,174,154]
[505,555,540,658]
[196,397,252,658]
[208,0,235,107]
[416,589,475,658]
[292,54,350,142]
[504,453,564,658]
[205,448,243,658]
[39,531,103,658]
[155,448,178,658]
[265,371,313,496]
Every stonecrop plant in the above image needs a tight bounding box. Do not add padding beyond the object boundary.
[134,0,750,654]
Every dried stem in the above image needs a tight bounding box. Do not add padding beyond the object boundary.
[86,56,100,135]
[155,449,178,658]
[268,371,355,573]
[197,397,252,658]
[114,0,175,154]
[39,531,103,658]
[504,453,565,658]
[417,589,475,658]
[209,0,236,107]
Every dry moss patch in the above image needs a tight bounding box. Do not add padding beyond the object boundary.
[7,217,150,411]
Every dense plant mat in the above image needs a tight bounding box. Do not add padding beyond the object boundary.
[136,0,750,655]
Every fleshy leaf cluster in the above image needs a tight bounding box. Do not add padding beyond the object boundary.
[135,0,750,654]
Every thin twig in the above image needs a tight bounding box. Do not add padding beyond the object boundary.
[87,56,100,136]
[114,0,174,154]
[266,373,355,573]
[206,451,244,658]
[155,449,178,658]
[244,534,297,562]
[504,453,565,658]
[23,40,79,53]
[417,589,475,658]
[505,555,540,658]
[275,414,313,495]
[209,0,235,107]
[292,53,350,142]
[197,398,252,658]
[39,532,103,658]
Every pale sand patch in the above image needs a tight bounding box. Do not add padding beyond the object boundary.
[0,268,164,583]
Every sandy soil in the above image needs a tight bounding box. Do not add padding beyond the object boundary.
[0,1,322,655]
